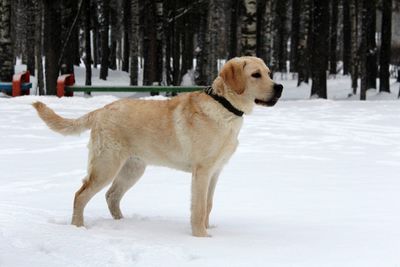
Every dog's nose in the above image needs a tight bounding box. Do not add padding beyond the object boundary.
[273,83,283,97]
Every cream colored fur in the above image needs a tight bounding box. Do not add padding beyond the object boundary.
[32,56,279,237]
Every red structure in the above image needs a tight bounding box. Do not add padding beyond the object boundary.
[57,74,75,97]
[12,71,31,97]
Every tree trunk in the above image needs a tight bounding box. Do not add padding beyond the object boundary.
[129,0,139,85]
[171,18,181,86]
[241,0,257,56]
[274,0,288,72]
[60,0,77,74]
[34,0,44,95]
[84,0,92,86]
[164,0,172,85]
[290,0,300,73]
[298,0,312,86]
[342,0,351,75]
[329,0,338,74]
[360,0,370,100]
[181,12,194,77]
[142,0,157,86]
[122,0,130,72]
[366,0,377,90]
[155,0,163,85]
[379,0,392,93]
[0,0,14,82]
[256,0,273,66]
[194,7,208,85]
[92,0,99,68]
[350,0,359,95]
[228,0,240,59]
[43,0,61,95]
[99,0,110,80]
[109,1,118,71]
[310,0,329,98]
[26,0,36,76]
[206,0,223,84]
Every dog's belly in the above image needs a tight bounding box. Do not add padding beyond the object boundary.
[128,136,237,173]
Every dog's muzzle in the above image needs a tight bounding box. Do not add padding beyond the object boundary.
[255,83,283,107]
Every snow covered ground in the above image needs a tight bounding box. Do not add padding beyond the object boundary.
[1,68,400,266]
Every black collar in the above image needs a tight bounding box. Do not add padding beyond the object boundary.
[204,87,244,117]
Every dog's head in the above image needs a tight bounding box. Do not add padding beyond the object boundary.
[215,57,283,113]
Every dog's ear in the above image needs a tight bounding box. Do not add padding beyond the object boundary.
[220,59,246,95]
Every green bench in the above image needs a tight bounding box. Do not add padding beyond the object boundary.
[57,74,204,97]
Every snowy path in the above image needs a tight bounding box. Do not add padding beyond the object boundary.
[1,96,399,266]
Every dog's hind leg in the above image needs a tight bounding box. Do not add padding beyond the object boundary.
[106,157,146,219]
[71,149,127,227]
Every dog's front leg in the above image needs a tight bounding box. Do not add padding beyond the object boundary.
[191,166,212,237]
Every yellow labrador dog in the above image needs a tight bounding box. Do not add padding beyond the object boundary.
[33,56,283,237]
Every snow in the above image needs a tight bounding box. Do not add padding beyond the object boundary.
[1,68,400,266]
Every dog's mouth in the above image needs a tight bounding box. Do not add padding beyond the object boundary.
[256,84,283,107]
[255,98,279,107]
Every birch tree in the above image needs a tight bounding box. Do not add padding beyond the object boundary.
[241,0,257,56]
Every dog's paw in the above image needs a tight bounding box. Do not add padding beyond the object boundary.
[192,226,210,237]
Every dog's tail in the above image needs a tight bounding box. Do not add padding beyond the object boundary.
[32,101,97,136]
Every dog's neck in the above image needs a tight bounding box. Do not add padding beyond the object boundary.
[204,86,244,117]
[211,77,254,114]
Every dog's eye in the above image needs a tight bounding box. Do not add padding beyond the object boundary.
[251,73,261,78]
